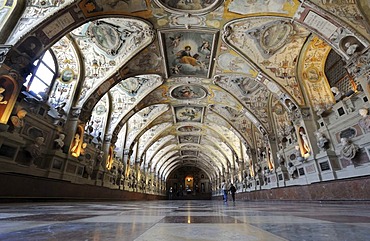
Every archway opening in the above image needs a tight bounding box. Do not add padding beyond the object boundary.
[185,175,193,194]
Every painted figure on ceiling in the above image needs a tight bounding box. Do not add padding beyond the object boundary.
[176,46,201,66]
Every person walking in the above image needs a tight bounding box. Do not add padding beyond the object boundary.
[229,183,237,203]
[221,180,228,203]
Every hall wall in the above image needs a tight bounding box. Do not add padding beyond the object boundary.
[0,172,165,202]
[214,175,370,201]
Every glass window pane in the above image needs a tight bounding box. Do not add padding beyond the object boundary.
[42,50,55,72]
[28,77,48,94]
[35,63,54,85]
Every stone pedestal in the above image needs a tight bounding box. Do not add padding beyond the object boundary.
[336,162,370,179]
[248,179,256,191]
[267,172,279,188]
[102,172,114,188]
[46,150,67,179]
[61,158,84,182]
[254,177,262,190]
[0,123,9,132]
[285,162,308,186]
[91,166,104,186]
[316,150,340,181]
[0,131,26,163]
[276,166,289,187]
[303,159,322,184]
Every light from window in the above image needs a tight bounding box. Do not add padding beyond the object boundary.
[24,50,56,98]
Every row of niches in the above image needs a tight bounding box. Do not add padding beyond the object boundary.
[0,102,370,196]
[1,81,370,195]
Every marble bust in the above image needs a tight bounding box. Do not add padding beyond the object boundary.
[358,108,370,133]
[287,162,297,178]
[340,137,358,161]
[54,133,65,150]
[316,132,329,151]
[10,109,27,133]
[331,87,343,102]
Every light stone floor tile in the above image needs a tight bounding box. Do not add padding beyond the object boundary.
[234,215,331,224]
[62,210,121,215]
[74,215,165,223]
[0,213,34,219]
[167,212,226,216]
[0,200,369,241]
[0,221,60,234]
[134,223,287,241]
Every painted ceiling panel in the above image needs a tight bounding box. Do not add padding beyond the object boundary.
[49,36,80,114]
[69,18,154,106]
[8,0,368,180]
[227,0,298,16]
[205,112,252,148]
[144,136,177,166]
[224,17,310,106]
[7,0,75,44]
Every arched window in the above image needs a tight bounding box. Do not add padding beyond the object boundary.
[325,50,358,95]
[24,50,56,98]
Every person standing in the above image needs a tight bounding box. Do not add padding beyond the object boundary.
[229,183,237,203]
[169,187,173,200]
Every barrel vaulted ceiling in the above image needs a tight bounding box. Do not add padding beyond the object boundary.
[2,0,370,181]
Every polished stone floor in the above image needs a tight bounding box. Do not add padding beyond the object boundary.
[0,200,369,241]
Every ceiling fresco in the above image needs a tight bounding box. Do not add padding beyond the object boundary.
[2,0,370,181]
[159,29,218,78]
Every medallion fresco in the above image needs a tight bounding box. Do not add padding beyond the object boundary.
[224,18,307,105]
[181,150,198,156]
[301,36,334,114]
[217,52,255,75]
[171,84,207,99]
[79,0,148,16]
[174,106,203,122]
[70,18,153,106]
[87,21,123,56]
[246,20,294,59]
[227,0,296,15]
[178,125,202,132]
[159,29,218,78]
[119,77,150,96]
[169,15,206,28]
[179,135,200,143]
[155,0,221,14]
[49,37,79,114]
